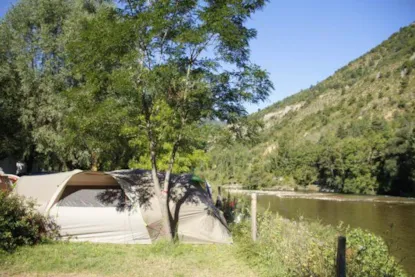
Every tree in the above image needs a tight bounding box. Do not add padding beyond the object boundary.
[64,5,137,170]
[67,1,273,239]
[0,21,25,160]
[0,0,72,171]
[380,127,415,195]
[0,0,107,172]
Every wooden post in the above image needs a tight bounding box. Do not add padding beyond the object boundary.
[251,193,257,241]
[336,236,346,277]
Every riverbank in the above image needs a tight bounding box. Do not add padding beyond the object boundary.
[229,189,415,204]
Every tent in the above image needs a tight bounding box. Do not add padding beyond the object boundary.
[13,169,232,244]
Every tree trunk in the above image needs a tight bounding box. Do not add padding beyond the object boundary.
[91,152,98,171]
[142,92,172,240]
[24,144,36,174]
[146,121,172,240]
[163,137,180,192]
[163,138,180,239]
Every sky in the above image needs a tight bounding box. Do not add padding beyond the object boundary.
[0,0,414,113]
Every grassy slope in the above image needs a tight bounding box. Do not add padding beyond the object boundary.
[0,242,256,277]
[253,24,415,151]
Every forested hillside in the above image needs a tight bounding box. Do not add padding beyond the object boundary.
[203,24,415,196]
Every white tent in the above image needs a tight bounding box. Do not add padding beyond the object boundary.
[13,169,232,244]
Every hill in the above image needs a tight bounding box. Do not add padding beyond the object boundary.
[203,23,415,196]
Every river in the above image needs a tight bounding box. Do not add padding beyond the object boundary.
[234,191,415,275]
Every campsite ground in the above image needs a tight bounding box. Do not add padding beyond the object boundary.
[0,241,256,277]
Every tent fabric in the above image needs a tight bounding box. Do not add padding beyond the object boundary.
[168,178,231,244]
[109,169,232,244]
[13,169,232,244]
[49,206,151,244]
[13,170,82,214]
[109,169,165,241]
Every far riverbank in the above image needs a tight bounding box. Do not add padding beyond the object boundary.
[228,189,415,204]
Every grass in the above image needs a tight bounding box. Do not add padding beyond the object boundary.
[0,213,407,277]
[0,241,257,277]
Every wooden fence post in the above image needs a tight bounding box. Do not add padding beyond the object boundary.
[251,193,257,241]
[336,236,346,277]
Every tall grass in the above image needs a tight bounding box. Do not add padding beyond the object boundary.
[232,212,407,277]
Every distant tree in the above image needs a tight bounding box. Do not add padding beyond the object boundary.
[380,128,415,195]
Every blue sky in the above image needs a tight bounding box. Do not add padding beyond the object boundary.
[1,0,414,113]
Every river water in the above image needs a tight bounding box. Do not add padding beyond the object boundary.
[251,192,415,275]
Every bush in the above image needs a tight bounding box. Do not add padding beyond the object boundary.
[0,192,59,252]
[233,213,336,276]
[233,212,407,277]
[347,228,406,277]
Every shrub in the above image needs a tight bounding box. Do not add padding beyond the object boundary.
[0,192,59,252]
[233,212,407,277]
[347,228,406,277]
[234,213,336,276]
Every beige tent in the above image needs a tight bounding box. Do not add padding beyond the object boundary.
[13,169,232,244]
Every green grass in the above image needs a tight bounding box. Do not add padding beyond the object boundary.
[0,241,256,277]
[1,214,407,277]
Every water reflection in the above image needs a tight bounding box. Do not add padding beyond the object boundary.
[257,195,415,274]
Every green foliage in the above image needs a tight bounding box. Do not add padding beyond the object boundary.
[233,212,406,277]
[346,228,406,277]
[0,192,59,252]
[0,0,111,170]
